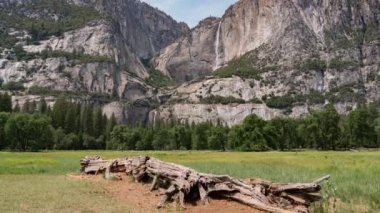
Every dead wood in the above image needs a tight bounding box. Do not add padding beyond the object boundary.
[80,156,330,213]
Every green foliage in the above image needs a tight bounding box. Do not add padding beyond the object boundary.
[1,94,379,152]
[172,125,192,150]
[213,50,260,79]
[326,83,365,104]
[146,68,176,88]
[39,50,113,63]
[265,91,327,109]
[328,58,358,71]
[13,45,34,61]
[0,93,12,112]
[0,96,113,151]
[0,32,17,48]
[249,98,263,104]
[200,95,246,105]
[83,104,94,136]
[305,90,326,105]
[11,47,114,63]
[310,104,341,150]
[1,81,25,91]
[38,97,48,114]
[227,114,269,151]
[192,123,211,150]
[302,58,327,72]
[265,95,294,109]
[5,113,53,151]
[347,105,379,148]
[106,113,117,142]
[0,112,10,149]
[0,0,102,43]
[375,118,380,147]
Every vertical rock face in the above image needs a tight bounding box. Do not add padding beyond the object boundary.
[154,17,220,82]
[154,0,380,81]
[0,0,187,93]
[99,0,189,60]
[151,0,380,125]
[0,0,188,123]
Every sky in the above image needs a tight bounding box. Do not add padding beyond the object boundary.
[142,0,238,28]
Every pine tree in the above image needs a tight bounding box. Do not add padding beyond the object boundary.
[0,93,12,112]
[46,106,52,116]
[106,113,117,141]
[38,97,48,114]
[52,96,67,128]
[83,104,94,136]
[13,102,20,112]
[22,100,30,113]
[30,100,37,113]
[102,114,108,135]
[64,104,76,133]
[93,107,103,138]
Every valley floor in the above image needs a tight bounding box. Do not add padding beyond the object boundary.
[0,151,379,212]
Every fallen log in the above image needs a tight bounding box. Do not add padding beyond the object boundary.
[80,156,330,213]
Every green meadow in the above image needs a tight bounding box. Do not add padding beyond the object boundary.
[0,151,379,212]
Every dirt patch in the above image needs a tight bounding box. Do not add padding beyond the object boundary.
[69,174,260,213]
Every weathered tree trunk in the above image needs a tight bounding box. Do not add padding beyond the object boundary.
[80,156,330,213]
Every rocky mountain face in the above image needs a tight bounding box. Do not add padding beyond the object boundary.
[0,0,379,126]
[152,0,380,125]
[0,0,186,123]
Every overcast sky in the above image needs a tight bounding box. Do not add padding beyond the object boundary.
[142,0,237,27]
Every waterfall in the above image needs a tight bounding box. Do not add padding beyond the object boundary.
[213,21,222,70]
[153,111,157,127]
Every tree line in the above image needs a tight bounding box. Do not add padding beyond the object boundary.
[0,93,117,151]
[109,104,380,151]
[0,92,380,151]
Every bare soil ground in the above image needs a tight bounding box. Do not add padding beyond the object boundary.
[68,174,260,213]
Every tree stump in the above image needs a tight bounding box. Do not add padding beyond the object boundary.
[80,156,330,213]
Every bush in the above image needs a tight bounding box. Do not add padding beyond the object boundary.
[5,113,53,151]
[146,68,176,88]
[0,0,102,43]
[302,58,327,71]
[329,58,358,71]
[39,50,113,63]
[13,45,35,61]
[200,95,246,105]
[213,51,259,79]
[265,95,294,109]
[0,32,17,48]
[1,81,25,91]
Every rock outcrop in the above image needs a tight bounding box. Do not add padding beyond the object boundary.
[154,0,379,94]
[0,0,186,99]
[149,0,379,125]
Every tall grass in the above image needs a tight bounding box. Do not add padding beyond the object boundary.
[0,151,379,212]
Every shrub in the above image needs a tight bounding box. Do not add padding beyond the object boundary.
[200,95,246,105]
[0,32,17,48]
[213,51,259,79]
[329,58,358,71]
[0,0,102,43]
[1,81,25,91]
[302,58,327,71]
